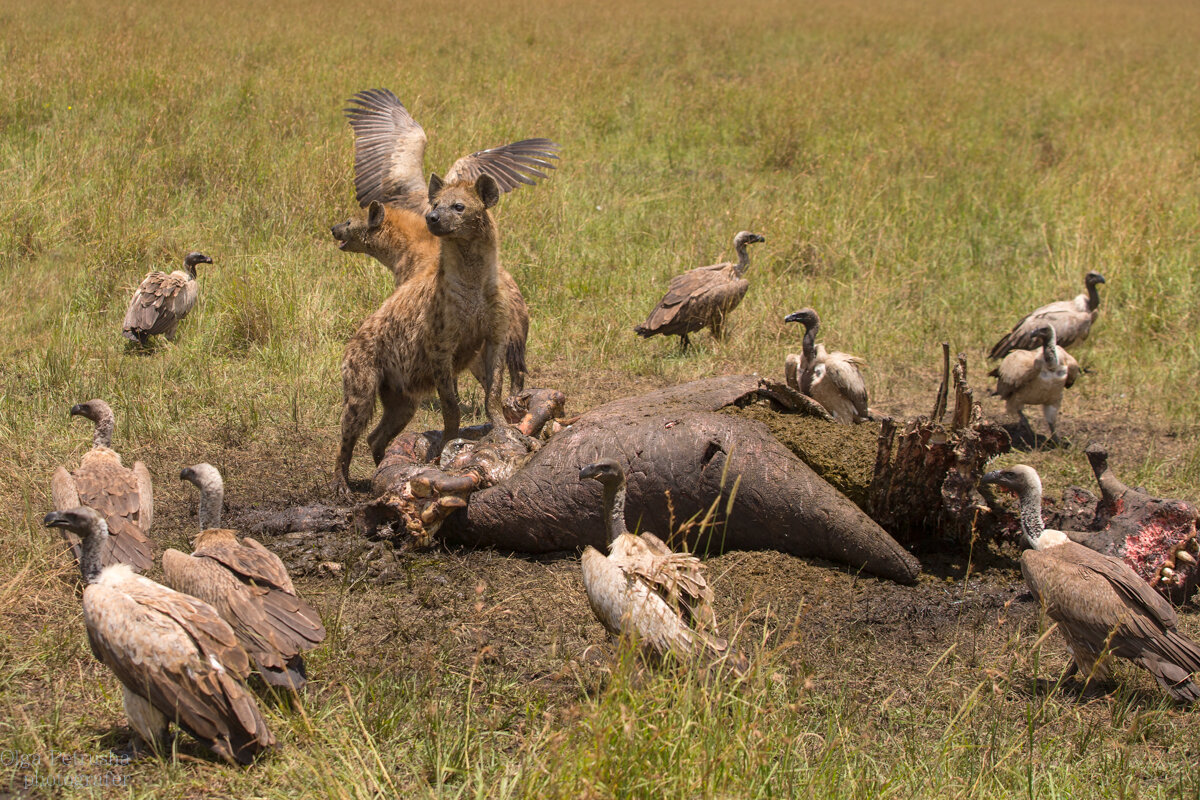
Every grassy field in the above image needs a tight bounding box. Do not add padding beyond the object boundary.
[2,0,1200,795]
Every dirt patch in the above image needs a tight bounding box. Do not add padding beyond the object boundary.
[725,404,879,508]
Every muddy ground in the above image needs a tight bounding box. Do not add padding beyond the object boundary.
[114,358,1198,739]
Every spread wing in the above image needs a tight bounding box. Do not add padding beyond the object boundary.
[122,271,197,335]
[444,138,561,193]
[83,578,273,765]
[344,88,429,211]
[70,455,154,572]
[988,300,1091,358]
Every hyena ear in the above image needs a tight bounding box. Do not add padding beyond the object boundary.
[367,201,386,230]
[475,174,500,209]
[428,173,444,202]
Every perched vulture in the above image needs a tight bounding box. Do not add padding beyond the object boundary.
[783,308,870,424]
[634,231,766,353]
[980,465,1200,701]
[43,507,274,764]
[988,271,1106,359]
[50,399,154,573]
[122,251,212,346]
[989,324,1081,441]
[343,88,560,214]
[163,464,326,690]
[578,459,739,670]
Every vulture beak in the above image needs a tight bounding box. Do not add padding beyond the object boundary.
[43,511,70,528]
[69,404,86,417]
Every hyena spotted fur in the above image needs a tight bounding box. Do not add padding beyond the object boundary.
[333,173,513,496]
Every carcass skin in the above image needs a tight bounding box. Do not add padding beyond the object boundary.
[437,376,920,585]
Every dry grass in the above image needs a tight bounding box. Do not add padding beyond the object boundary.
[2,0,1200,795]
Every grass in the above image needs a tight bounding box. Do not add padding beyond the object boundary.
[2,0,1200,795]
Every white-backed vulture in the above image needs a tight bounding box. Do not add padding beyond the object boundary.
[163,464,326,690]
[50,399,154,573]
[988,271,1106,359]
[783,308,870,424]
[634,231,766,353]
[980,465,1200,701]
[989,323,1081,441]
[43,507,275,763]
[579,459,737,669]
[343,88,560,215]
[122,252,212,346]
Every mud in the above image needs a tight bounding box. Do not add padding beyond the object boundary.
[726,404,879,509]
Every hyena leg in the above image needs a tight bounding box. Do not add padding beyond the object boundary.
[482,340,506,429]
[433,369,461,456]
[368,385,417,465]
[333,365,379,495]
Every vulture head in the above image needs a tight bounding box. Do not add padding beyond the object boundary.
[183,252,213,276]
[180,462,225,531]
[1084,271,1106,288]
[783,308,820,332]
[43,506,107,538]
[979,464,1042,498]
[69,399,115,448]
[580,459,626,491]
[734,231,766,247]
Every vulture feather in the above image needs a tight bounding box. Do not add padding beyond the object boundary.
[783,308,870,424]
[989,324,1080,440]
[50,400,153,573]
[163,464,326,690]
[44,507,274,763]
[981,465,1200,701]
[988,271,1105,359]
[634,231,766,353]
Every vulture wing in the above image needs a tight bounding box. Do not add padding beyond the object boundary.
[132,461,154,535]
[822,353,870,420]
[635,265,739,337]
[988,300,1090,358]
[1022,545,1200,698]
[195,537,326,653]
[83,575,273,765]
[122,272,196,336]
[581,547,718,661]
[344,88,429,212]
[71,455,154,572]
[990,349,1039,399]
[50,467,84,565]
[445,138,561,193]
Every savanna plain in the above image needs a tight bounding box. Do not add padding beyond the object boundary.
[2,0,1200,796]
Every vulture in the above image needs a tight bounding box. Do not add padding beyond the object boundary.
[578,459,739,670]
[343,88,560,215]
[989,324,1081,441]
[783,308,870,424]
[988,271,1106,359]
[980,465,1200,701]
[50,399,154,573]
[43,507,275,763]
[163,463,326,690]
[122,251,212,346]
[634,231,767,353]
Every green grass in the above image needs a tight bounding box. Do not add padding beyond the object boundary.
[3,0,1200,795]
